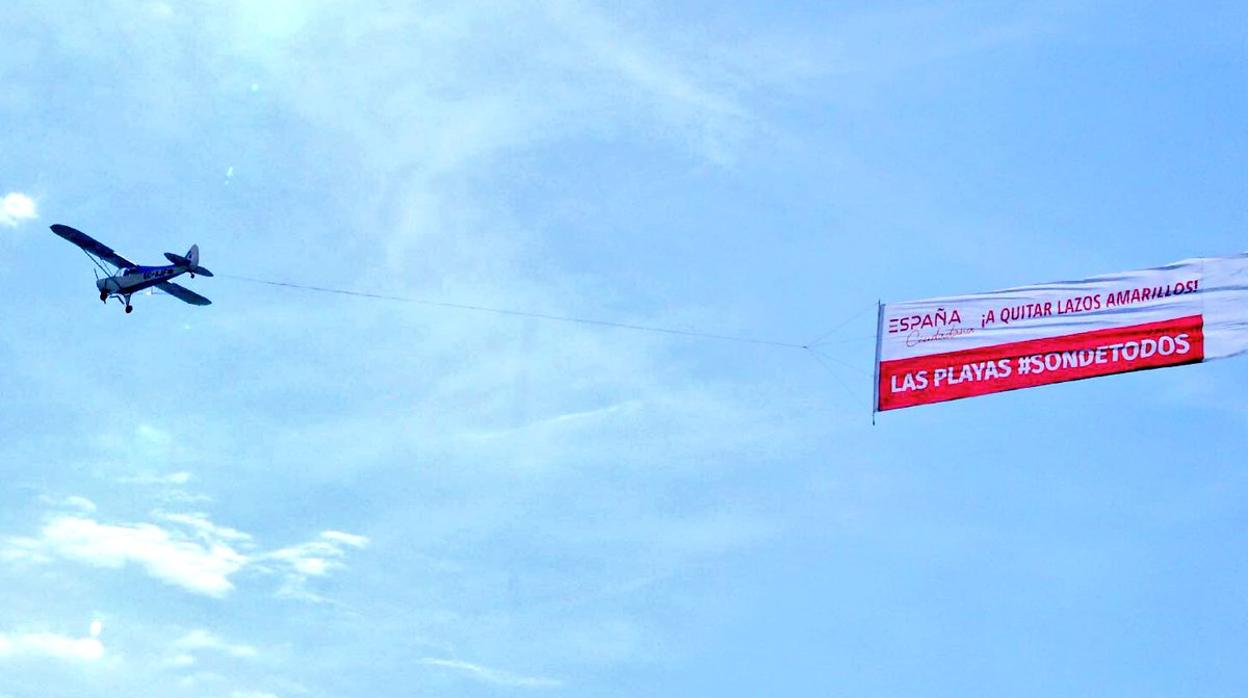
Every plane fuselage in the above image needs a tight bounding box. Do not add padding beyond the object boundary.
[97,264,191,295]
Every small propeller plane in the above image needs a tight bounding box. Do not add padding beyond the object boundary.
[50,224,213,313]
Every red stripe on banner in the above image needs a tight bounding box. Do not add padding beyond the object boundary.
[877,315,1205,411]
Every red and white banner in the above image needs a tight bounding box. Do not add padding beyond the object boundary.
[874,253,1248,412]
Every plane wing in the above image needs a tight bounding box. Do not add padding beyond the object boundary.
[50,224,135,269]
[157,281,212,306]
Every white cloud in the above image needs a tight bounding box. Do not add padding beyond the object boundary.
[38,495,97,513]
[155,512,253,543]
[264,541,339,576]
[117,471,210,508]
[178,670,226,688]
[175,629,258,659]
[120,471,192,486]
[63,496,97,512]
[135,423,172,446]
[0,631,104,662]
[319,530,369,548]
[420,657,563,688]
[262,531,371,600]
[0,192,37,227]
[264,531,370,572]
[2,509,366,599]
[26,516,247,597]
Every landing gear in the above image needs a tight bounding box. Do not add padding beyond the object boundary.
[100,290,109,302]
[125,305,133,314]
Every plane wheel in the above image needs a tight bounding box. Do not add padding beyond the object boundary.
[125,305,133,314]
[100,291,108,302]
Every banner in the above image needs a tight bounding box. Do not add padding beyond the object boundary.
[874,253,1248,412]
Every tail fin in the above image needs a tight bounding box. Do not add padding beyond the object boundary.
[163,244,213,277]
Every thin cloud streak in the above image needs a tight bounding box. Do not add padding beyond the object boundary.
[175,629,259,659]
[420,657,564,688]
[119,471,193,486]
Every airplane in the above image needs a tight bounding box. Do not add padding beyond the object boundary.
[49,224,213,313]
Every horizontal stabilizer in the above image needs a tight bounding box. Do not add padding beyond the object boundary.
[165,246,211,276]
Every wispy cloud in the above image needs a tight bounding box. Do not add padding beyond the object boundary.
[5,515,247,597]
[155,512,253,544]
[716,2,1070,93]
[2,508,366,599]
[0,630,104,662]
[0,192,36,227]
[119,471,193,486]
[319,530,369,549]
[262,531,370,602]
[457,400,642,441]
[37,495,97,513]
[420,657,563,689]
[543,1,752,164]
[174,629,258,660]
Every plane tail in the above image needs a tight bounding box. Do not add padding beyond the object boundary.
[164,244,213,277]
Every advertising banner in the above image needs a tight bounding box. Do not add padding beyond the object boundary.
[874,254,1248,412]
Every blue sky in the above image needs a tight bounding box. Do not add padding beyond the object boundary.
[2,1,1246,696]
